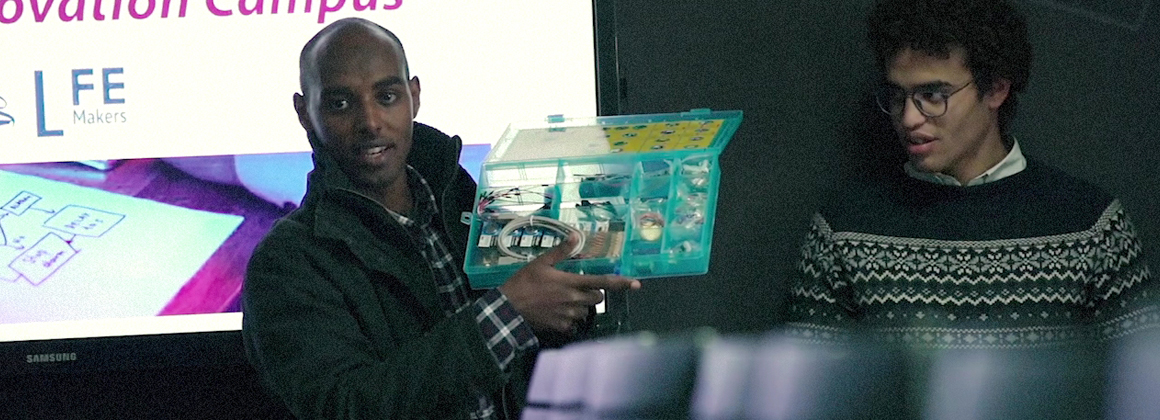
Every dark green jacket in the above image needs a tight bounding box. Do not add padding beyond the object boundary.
[242,123,529,419]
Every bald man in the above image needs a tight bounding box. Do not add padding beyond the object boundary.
[241,18,639,420]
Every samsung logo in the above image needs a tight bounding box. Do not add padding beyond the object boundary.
[26,353,77,363]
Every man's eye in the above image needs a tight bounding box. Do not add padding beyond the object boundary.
[917,91,949,103]
[378,92,398,105]
[325,99,349,110]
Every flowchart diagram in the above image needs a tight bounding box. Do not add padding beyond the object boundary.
[2,191,126,286]
[0,170,244,323]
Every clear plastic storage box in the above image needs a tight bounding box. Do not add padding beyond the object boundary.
[464,109,742,288]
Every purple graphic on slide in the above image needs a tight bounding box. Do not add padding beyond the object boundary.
[0,146,490,319]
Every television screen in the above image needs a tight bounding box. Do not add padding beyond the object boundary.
[0,0,606,374]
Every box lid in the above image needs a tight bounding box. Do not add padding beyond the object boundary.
[484,109,743,164]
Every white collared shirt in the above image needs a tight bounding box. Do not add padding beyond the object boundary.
[904,139,1027,186]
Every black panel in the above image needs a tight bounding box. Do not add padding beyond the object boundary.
[612,0,1160,335]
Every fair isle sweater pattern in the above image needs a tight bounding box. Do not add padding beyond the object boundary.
[788,197,1158,349]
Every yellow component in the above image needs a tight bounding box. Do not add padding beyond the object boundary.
[604,120,724,153]
[639,121,687,153]
[638,226,663,241]
[676,119,723,149]
[604,124,653,153]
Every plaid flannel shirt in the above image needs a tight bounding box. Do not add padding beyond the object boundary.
[386,166,538,419]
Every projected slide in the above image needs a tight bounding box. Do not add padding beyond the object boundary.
[0,170,243,323]
[0,0,599,341]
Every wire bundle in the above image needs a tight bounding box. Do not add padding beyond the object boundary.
[477,187,549,215]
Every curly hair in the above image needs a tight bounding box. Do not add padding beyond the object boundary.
[867,0,1033,135]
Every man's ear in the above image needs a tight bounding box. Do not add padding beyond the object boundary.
[293,92,319,148]
[984,78,1011,110]
[409,76,421,118]
[293,92,310,131]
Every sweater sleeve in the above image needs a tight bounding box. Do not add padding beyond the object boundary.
[785,213,858,337]
[1090,200,1159,341]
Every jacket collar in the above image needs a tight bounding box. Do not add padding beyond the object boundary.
[299,122,465,314]
[303,121,463,236]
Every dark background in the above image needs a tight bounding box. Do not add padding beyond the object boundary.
[3,0,1157,417]
[617,0,1160,335]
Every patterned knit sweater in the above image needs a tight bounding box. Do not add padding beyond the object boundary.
[786,159,1158,349]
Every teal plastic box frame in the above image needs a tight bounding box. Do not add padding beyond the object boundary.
[464,109,742,289]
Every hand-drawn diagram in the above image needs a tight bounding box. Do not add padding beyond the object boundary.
[2,191,126,286]
[0,170,244,324]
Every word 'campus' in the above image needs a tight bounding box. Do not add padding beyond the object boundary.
[0,0,403,24]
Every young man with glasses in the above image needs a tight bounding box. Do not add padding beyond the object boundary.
[786,0,1157,349]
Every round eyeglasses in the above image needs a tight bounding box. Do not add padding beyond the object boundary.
[876,80,974,118]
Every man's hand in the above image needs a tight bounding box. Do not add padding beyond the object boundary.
[498,232,641,335]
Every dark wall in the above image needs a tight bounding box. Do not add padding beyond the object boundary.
[612,0,1160,334]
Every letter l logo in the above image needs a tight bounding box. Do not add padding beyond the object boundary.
[36,71,63,137]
